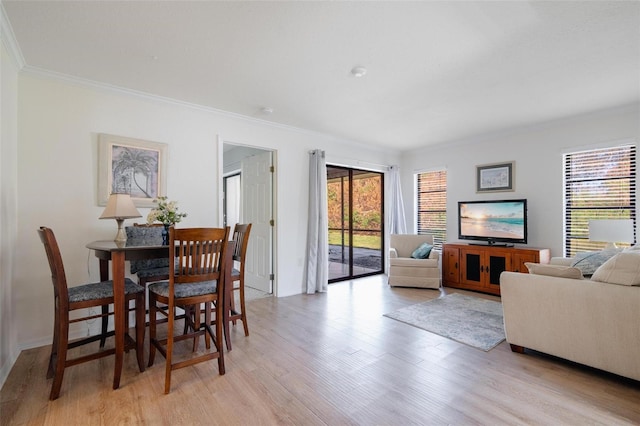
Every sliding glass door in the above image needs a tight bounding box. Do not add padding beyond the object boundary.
[327,166,384,282]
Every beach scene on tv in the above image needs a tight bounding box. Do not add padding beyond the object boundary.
[460,202,525,239]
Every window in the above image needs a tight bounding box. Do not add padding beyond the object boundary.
[564,144,636,257]
[417,170,447,250]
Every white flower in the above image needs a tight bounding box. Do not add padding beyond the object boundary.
[147,196,187,225]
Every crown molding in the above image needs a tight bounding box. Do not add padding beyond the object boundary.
[0,2,25,68]
[19,63,397,155]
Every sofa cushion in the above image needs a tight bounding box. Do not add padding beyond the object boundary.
[591,252,640,286]
[389,257,438,268]
[524,262,584,279]
[570,248,620,276]
[411,242,433,259]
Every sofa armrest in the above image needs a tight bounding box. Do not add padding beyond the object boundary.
[501,271,640,381]
[429,250,440,261]
[389,248,398,258]
[550,257,574,266]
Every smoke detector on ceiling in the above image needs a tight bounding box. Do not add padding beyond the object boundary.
[350,66,367,78]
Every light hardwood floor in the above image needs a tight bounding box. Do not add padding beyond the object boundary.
[2,275,639,425]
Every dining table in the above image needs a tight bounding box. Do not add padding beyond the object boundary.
[86,239,235,390]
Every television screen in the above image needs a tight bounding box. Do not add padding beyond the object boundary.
[458,199,527,245]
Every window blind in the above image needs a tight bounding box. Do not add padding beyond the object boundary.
[417,170,447,250]
[564,144,636,256]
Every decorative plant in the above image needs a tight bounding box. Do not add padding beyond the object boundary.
[147,196,187,225]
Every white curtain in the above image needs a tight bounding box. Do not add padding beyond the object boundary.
[389,165,407,234]
[305,149,328,293]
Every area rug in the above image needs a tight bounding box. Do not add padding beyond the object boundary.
[383,293,505,351]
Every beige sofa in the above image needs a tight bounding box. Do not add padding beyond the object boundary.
[388,234,440,289]
[501,251,640,381]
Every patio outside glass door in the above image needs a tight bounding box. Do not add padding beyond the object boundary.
[327,166,384,282]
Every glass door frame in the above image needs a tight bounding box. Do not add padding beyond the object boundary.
[327,165,385,283]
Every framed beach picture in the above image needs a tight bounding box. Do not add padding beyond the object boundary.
[476,161,514,192]
[98,134,167,207]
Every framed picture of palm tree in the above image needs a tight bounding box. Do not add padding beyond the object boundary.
[98,133,167,207]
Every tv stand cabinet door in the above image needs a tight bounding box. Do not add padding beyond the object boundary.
[460,249,482,287]
[443,245,460,285]
[459,246,511,295]
[486,251,511,293]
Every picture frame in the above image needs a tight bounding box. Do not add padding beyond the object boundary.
[98,134,167,207]
[476,161,514,192]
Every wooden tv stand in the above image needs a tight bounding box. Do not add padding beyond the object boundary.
[442,243,550,296]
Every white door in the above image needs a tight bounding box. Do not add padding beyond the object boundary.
[241,151,273,293]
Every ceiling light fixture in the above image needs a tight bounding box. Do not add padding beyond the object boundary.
[261,107,274,114]
[351,66,367,78]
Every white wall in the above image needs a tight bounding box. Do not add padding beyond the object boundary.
[0,35,20,388]
[5,54,637,390]
[401,103,640,257]
[12,73,399,351]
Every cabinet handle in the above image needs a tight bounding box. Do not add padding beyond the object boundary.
[455,262,458,269]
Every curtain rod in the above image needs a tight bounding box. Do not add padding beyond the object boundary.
[309,150,394,170]
[325,154,391,170]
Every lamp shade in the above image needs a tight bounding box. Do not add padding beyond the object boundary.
[100,193,142,220]
[588,219,634,247]
[100,193,142,244]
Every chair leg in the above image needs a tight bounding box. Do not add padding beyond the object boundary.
[135,293,146,372]
[224,298,232,351]
[203,303,211,349]
[183,306,192,335]
[191,304,202,352]
[215,300,225,375]
[47,310,61,380]
[148,293,158,368]
[124,301,131,354]
[49,316,69,400]
[164,302,174,394]
[238,279,249,336]
[100,305,109,348]
[230,287,237,325]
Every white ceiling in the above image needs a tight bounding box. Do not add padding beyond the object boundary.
[3,1,639,151]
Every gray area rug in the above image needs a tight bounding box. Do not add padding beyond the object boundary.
[384,293,505,351]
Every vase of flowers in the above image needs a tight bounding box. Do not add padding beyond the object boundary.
[147,196,188,244]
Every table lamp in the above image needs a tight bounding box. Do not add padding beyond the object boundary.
[99,193,142,244]
[588,219,634,249]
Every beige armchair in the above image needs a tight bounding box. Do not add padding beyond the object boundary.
[388,234,440,289]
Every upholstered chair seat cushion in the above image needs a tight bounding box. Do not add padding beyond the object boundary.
[136,267,170,279]
[125,226,170,273]
[68,278,142,303]
[148,280,219,298]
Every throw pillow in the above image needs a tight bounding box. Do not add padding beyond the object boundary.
[411,242,433,259]
[591,252,640,286]
[525,262,584,279]
[570,248,621,276]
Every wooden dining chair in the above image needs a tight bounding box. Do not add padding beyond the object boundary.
[202,223,252,351]
[124,223,181,330]
[228,223,252,337]
[147,226,230,394]
[125,223,170,287]
[37,227,146,400]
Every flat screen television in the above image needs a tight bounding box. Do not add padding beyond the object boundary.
[458,199,528,246]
